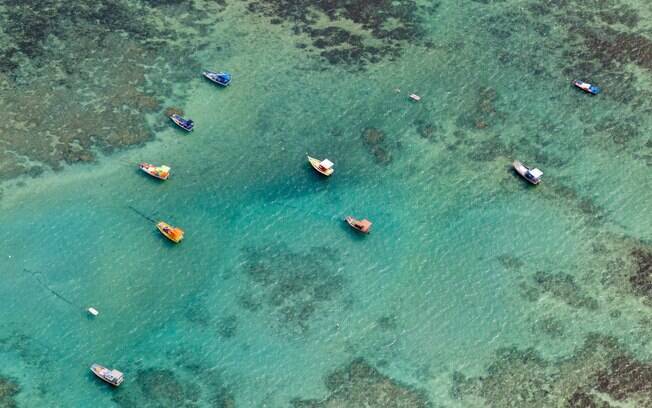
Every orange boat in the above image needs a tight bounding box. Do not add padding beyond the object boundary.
[139,163,171,180]
[307,155,334,176]
[156,221,184,243]
[345,216,372,233]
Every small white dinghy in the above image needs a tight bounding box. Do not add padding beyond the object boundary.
[91,364,124,387]
[87,307,99,317]
[513,160,543,185]
[408,93,421,102]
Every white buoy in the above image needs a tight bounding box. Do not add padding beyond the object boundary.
[87,307,99,317]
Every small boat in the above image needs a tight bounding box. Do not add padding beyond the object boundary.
[572,80,601,95]
[409,94,421,102]
[87,307,99,317]
[156,221,184,243]
[307,155,334,176]
[345,216,372,233]
[202,70,232,86]
[139,163,171,180]
[90,364,124,387]
[169,114,194,131]
[513,160,543,185]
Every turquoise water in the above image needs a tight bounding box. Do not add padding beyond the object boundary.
[1,0,651,406]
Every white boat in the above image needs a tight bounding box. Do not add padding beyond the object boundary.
[90,364,124,386]
[513,160,543,185]
[307,155,334,176]
[409,94,421,102]
[87,307,99,317]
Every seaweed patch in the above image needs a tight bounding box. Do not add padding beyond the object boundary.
[291,358,431,407]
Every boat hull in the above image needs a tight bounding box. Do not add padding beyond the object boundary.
[139,163,170,180]
[345,216,372,233]
[90,364,123,387]
[307,156,334,176]
[169,115,194,131]
[157,222,184,243]
[202,71,231,86]
[572,80,601,95]
[512,160,541,185]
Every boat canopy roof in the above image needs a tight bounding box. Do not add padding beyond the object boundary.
[320,159,334,169]
[358,219,372,227]
[530,168,543,178]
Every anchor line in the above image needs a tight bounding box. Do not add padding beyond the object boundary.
[127,205,157,223]
[23,268,76,308]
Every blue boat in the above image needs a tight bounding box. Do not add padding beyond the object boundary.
[202,70,231,86]
[572,79,601,95]
[169,114,194,131]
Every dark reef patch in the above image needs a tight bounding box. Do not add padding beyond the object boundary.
[629,248,652,302]
[112,366,234,407]
[246,0,437,67]
[361,127,393,165]
[452,333,652,407]
[216,315,239,339]
[531,316,565,338]
[239,244,345,332]
[456,87,505,131]
[0,375,20,408]
[521,271,599,310]
[291,358,430,407]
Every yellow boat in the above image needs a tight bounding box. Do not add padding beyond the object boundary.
[307,155,334,176]
[156,221,184,243]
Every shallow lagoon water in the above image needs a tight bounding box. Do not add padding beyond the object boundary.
[1,0,651,406]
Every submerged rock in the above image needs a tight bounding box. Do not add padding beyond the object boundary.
[292,358,430,407]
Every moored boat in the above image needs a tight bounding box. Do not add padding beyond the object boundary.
[409,93,421,102]
[202,70,232,86]
[157,221,185,243]
[169,114,194,131]
[345,216,372,233]
[307,155,334,176]
[139,163,171,180]
[90,364,124,387]
[572,79,601,95]
[513,160,543,185]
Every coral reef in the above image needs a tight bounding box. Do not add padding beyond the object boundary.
[452,333,652,407]
[0,375,20,408]
[246,0,437,67]
[528,271,599,310]
[361,127,393,165]
[113,367,234,407]
[0,0,218,182]
[216,315,239,339]
[292,358,430,407]
[239,244,345,332]
[629,248,652,302]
